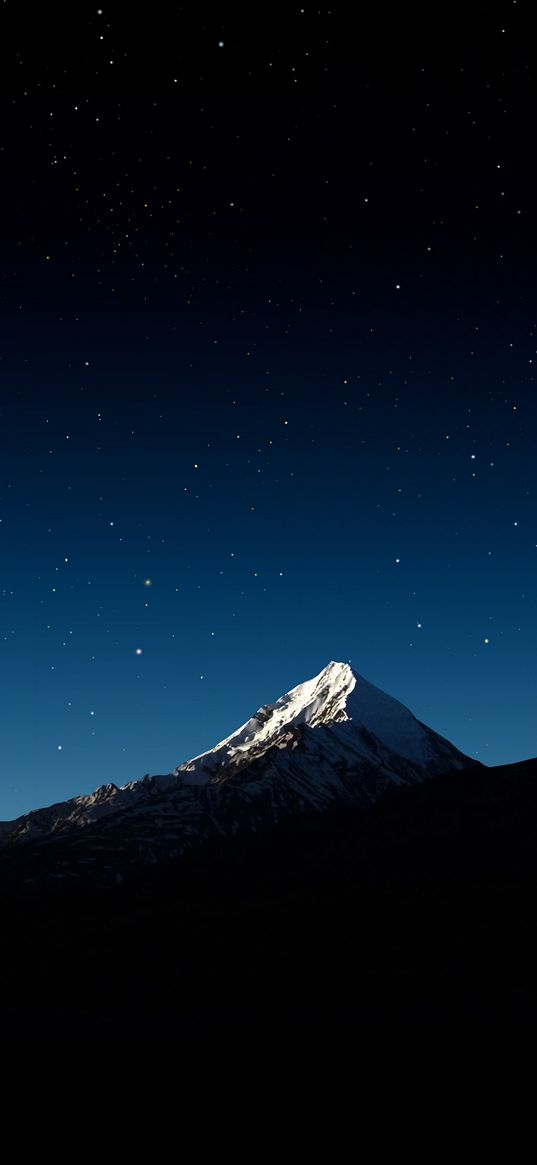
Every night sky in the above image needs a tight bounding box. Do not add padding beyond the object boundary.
[1,3,536,819]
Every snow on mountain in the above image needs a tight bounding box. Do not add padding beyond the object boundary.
[0,662,473,865]
[175,661,467,784]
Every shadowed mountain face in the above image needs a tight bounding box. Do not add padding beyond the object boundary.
[0,756,536,1034]
[0,662,472,885]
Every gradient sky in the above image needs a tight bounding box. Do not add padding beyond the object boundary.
[1,4,536,819]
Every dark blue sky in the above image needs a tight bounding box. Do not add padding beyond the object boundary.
[1,4,536,818]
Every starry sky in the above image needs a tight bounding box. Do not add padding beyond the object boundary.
[1,3,536,818]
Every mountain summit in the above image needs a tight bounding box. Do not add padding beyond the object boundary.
[0,662,473,879]
[175,660,467,785]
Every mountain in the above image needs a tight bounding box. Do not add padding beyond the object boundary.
[2,663,536,1032]
[2,755,537,1033]
[0,662,473,884]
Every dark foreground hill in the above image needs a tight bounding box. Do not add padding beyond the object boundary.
[0,756,536,1037]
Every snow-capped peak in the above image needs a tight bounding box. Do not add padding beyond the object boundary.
[174,660,464,785]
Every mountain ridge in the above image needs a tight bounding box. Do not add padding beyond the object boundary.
[0,661,473,876]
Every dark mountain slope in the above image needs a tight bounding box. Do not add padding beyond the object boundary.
[0,757,536,1036]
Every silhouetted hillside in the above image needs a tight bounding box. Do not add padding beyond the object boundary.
[0,757,536,1036]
